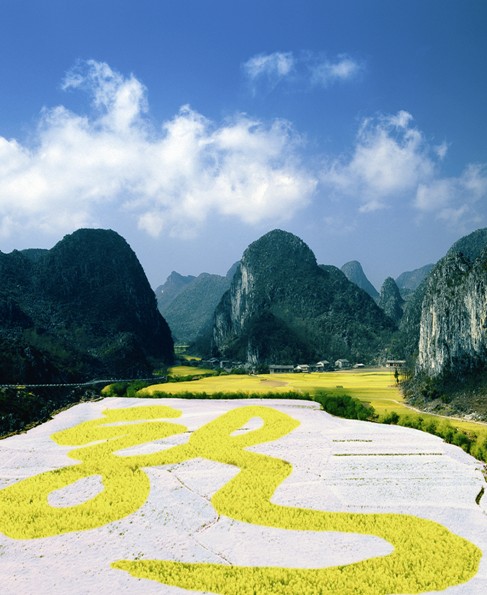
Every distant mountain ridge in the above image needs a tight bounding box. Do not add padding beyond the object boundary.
[395,264,435,299]
[341,261,379,300]
[157,265,237,343]
[378,277,404,326]
[4,225,487,420]
[0,229,173,383]
[155,271,196,311]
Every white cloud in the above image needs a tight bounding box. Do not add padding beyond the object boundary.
[435,141,449,160]
[243,52,295,81]
[243,51,362,92]
[320,112,487,228]
[0,61,317,239]
[415,163,487,227]
[1,62,484,244]
[62,60,149,133]
[322,111,436,211]
[309,54,363,87]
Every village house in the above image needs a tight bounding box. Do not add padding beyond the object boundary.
[385,359,406,368]
[315,360,332,372]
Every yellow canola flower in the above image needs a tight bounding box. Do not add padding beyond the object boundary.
[0,404,481,594]
[114,406,481,594]
[0,405,187,538]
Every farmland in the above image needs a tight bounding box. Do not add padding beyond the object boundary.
[138,368,403,399]
[0,397,486,594]
[167,365,216,377]
[138,368,487,436]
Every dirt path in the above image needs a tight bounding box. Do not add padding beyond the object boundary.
[259,378,288,388]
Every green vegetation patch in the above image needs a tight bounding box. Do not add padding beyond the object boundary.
[378,410,487,462]
[313,391,374,420]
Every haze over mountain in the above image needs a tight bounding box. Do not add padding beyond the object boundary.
[210,230,395,364]
[157,265,238,343]
[0,229,173,383]
[395,264,435,299]
[155,272,196,311]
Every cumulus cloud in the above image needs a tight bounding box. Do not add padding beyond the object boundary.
[320,111,487,226]
[322,111,435,211]
[243,51,362,92]
[62,60,149,131]
[415,164,487,227]
[1,62,484,243]
[0,60,317,239]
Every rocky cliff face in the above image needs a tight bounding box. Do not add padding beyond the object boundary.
[416,249,487,377]
[0,229,173,382]
[416,229,487,378]
[391,279,428,363]
[212,230,394,364]
[213,264,260,362]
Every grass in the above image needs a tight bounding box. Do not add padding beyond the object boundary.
[174,345,201,362]
[181,355,202,362]
[140,368,402,401]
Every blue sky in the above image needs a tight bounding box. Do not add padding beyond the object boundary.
[0,0,486,290]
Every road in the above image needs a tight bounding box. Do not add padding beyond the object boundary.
[0,378,165,389]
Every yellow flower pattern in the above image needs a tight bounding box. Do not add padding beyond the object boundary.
[0,404,481,594]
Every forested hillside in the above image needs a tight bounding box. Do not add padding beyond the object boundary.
[0,229,173,383]
[210,230,395,364]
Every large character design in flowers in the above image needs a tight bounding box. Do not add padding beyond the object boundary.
[0,404,481,594]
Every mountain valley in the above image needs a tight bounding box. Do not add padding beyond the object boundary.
[2,226,487,422]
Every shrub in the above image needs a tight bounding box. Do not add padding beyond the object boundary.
[382,411,400,424]
[313,391,375,421]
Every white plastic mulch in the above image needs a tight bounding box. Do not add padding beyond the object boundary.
[0,397,486,594]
